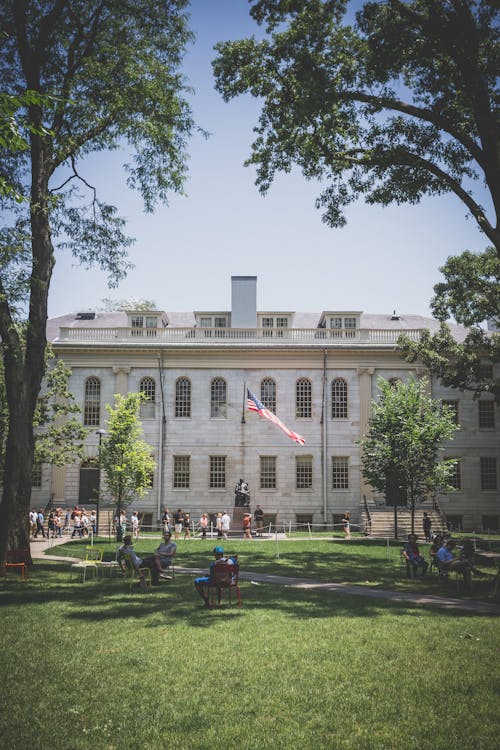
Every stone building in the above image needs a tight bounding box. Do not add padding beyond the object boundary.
[35,276,499,534]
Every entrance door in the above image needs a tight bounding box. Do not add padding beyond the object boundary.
[79,461,99,505]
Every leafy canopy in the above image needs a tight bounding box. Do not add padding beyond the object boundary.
[360,377,459,506]
[99,393,156,510]
[213,0,500,252]
[399,246,500,402]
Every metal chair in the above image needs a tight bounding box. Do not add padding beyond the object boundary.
[70,546,104,582]
[3,549,29,579]
[123,554,152,591]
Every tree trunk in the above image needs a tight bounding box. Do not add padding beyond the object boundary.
[0,158,54,563]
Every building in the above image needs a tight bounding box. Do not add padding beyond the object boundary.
[36,276,498,534]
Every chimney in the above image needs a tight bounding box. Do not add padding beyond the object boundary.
[231,276,257,328]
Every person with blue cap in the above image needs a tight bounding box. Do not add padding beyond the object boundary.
[194,546,232,607]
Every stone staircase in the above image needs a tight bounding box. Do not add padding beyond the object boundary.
[362,504,445,540]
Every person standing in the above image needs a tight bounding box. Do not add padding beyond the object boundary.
[253,505,264,537]
[34,509,46,539]
[29,509,38,538]
[183,512,192,540]
[173,509,183,540]
[243,512,252,540]
[131,511,140,541]
[161,507,171,533]
[216,512,223,540]
[198,512,208,539]
[422,511,432,542]
[342,511,351,541]
[221,510,230,540]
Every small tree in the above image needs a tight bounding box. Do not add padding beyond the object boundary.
[360,377,459,536]
[99,393,155,542]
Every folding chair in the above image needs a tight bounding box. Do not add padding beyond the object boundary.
[3,549,29,579]
[123,554,152,591]
[207,560,242,608]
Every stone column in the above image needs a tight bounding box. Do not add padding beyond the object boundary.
[357,367,375,501]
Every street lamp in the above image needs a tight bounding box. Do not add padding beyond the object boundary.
[95,429,106,538]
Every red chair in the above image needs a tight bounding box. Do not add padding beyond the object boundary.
[208,560,242,608]
[3,549,30,579]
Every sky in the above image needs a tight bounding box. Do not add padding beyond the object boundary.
[47,0,491,320]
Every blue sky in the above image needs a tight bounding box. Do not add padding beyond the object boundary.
[47,0,491,320]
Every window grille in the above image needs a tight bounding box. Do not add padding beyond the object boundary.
[175,377,191,418]
[210,456,226,488]
[296,378,312,418]
[32,463,42,488]
[480,457,497,490]
[261,378,276,413]
[332,378,348,419]
[139,377,156,418]
[478,400,495,429]
[332,457,349,489]
[211,378,227,417]
[445,458,462,490]
[260,456,277,489]
[84,377,101,426]
[296,456,312,489]
[173,456,190,488]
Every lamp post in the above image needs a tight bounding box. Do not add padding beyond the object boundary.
[95,429,106,538]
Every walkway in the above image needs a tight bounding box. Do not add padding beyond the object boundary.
[30,537,500,616]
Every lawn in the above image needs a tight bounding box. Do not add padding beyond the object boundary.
[1,538,499,750]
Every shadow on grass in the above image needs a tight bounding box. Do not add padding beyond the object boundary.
[2,562,497,627]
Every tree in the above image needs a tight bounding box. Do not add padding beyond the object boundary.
[399,246,500,403]
[99,298,159,312]
[360,377,459,535]
[98,393,156,542]
[213,0,499,254]
[0,1,193,560]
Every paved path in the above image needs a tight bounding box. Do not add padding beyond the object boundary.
[30,538,500,616]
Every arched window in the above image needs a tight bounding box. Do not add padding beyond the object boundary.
[296,378,312,418]
[175,377,191,418]
[332,378,348,419]
[261,378,276,413]
[139,377,156,419]
[84,377,101,426]
[211,378,227,418]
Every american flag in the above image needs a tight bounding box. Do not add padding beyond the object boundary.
[247,388,305,445]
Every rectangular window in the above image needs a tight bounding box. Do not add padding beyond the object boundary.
[296,456,313,489]
[145,316,158,337]
[214,317,226,328]
[262,317,273,337]
[260,456,276,489]
[445,458,461,490]
[442,400,459,425]
[200,317,211,327]
[210,456,226,489]
[330,317,342,329]
[131,315,144,337]
[344,317,357,329]
[173,456,190,489]
[480,457,497,490]
[32,463,42,488]
[276,317,288,328]
[478,363,493,381]
[478,400,495,429]
[332,456,349,489]
[482,515,500,532]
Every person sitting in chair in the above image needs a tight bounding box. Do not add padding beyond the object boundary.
[402,533,428,577]
[194,546,235,608]
[154,530,177,579]
[436,539,472,585]
[116,535,161,586]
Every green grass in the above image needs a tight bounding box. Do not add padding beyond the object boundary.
[1,540,499,749]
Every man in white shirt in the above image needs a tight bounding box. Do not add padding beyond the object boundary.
[221,511,230,540]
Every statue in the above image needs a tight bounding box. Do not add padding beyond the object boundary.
[234,478,250,507]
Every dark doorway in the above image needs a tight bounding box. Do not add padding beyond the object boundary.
[79,459,99,505]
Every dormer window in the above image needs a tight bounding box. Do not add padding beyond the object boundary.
[130,314,158,337]
[259,314,291,337]
[324,313,360,338]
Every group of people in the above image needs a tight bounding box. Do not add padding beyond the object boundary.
[403,530,478,586]
[116,529,177,586]
[160,505,265,541]
[29,506,97,539]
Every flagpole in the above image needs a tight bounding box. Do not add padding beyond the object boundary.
[241,380,246,423]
